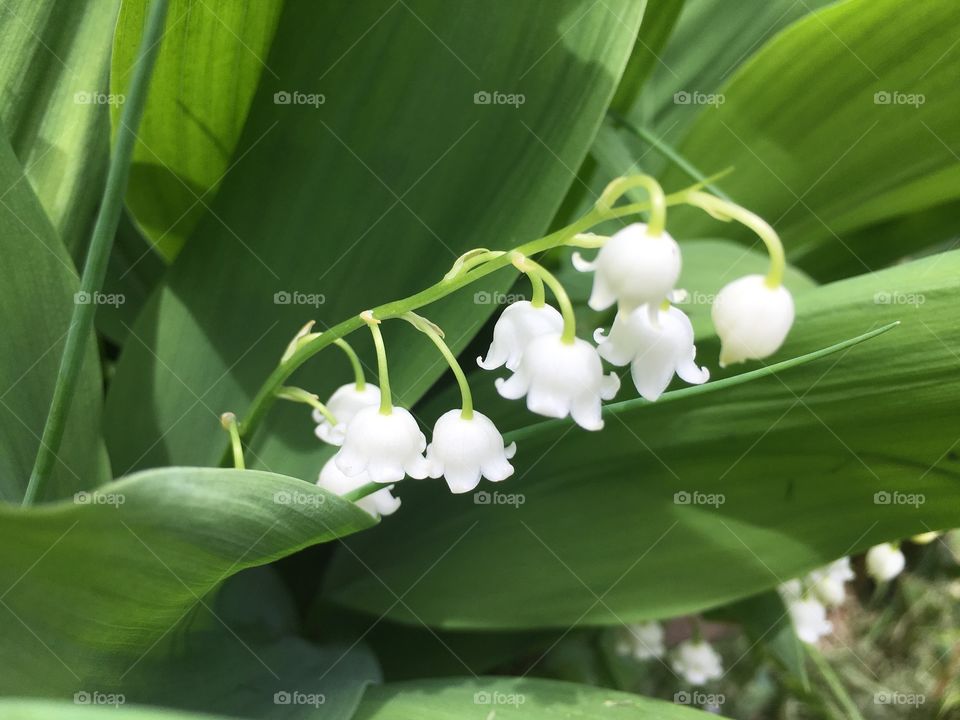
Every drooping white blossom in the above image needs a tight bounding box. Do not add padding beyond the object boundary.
[426,410,516,493]
[786,597,834,645]
[595,304,709,401]
[495,333,619,431]
[614,622,665,661]
[711,275,794,367]
[317,458,400,519]
[808,557,854,607]
[313,383,382,445]
[573,223,681,313]
[477,300,563,372]
[865,543,906,582]
[334,406,430,483]
[672,639,723,686]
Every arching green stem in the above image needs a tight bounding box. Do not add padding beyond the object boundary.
[275,386,337,425]
[683,191,786,288]
[362,311,393,414]
[217,177,716,467]
[402,312,473,419]
[220,413,245,470]
[333,338,365,390]
[528,271,545,307]
[512,254,577,344]
[597,174,667,236]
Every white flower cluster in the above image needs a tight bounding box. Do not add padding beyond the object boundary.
[614,621,724,687]
[780,545,908,645]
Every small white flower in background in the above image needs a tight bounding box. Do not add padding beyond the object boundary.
[317,458,400,519]
[426,410,516,493]
[779,579,803,602]
[711,275,794,367]
[573,223,681,314]
[671,639,723,686]
[911,531,940,545]
[865,543,906,582]
[334,406,430,483]
[477,300,563,371]
[495,333,619,431]
[808,557,854,607]
[313,383,382,445]
[786,596,834,645]
[614,622,665,661]
[595,304,709,401]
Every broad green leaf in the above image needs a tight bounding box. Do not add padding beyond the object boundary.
[0,467,373,694]
[0,135,106,501]
[355,677,719,719]
[0,702,230,720]
[111,0,283,260]
[0,0,120,256]
[661,0,960,276]
[324,250,960,628]
[104,0,647,481]
[609,0,687,114]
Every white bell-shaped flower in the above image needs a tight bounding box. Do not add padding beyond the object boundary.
[495,333,619,431]
[614,622,665,661]
[711,275,794,367]
[573,223,681,313]
[426,410,516,493]
[595,305,709,402]
[786,597,833,644]
[334,405,430,483]
[865,543,906,582]
[313,383,382,446]
[477,300,563,371]
[317,458,400,519]
[808,557,854,607]
[671,639,723,686]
